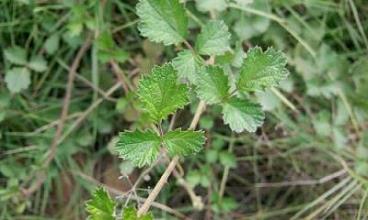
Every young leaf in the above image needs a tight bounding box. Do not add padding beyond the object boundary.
[222,97,265,133]
[85,187,115,220]
[196,20,231,56]
[44,34,60,55]
[123,207,153,220]
[136,0,188,45]
[28,55,48,72]
[237,47,289,91]
[172,50,201,84]
[196,66,230,104]
[5,67,31,94]
[163,130,205,157]
[116,130,161,167]
[195,0,227,12]
[137,64,189,122]
[3,46,27,65]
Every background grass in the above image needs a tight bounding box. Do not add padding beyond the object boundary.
[1,0,368,219]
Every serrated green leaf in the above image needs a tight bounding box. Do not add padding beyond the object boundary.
[222,97,265,133]
[196,20,231,56]
[195,0,227,12]
[5,67,31,94]
[3,46,27,65]
[172,50,201,84]
[136,0,188,45]
[237,47,289,91]
[28,55,48,72]
[85,187,115,220]
[137,64,189,122]
[196,66,230,104]
[123,207,153,220]
[116,130,161,167]
[163,130,205,157]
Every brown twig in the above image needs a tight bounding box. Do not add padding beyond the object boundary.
[44,37,92,167]
[137,54,215,215]
[21,37,92,197]
[110,60,134,93]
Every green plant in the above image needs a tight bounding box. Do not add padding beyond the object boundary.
[86,0,288,218]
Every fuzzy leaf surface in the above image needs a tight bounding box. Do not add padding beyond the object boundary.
[196,66,230,104]
[163,130,205,157]
[222,97,265,133]
[85,187,115,220]
[116,130,161,167]
[137,64,189,122]
[237,47,288,91]
[196,20,231,56]
[136,0,188,45]
[172,50,201,84]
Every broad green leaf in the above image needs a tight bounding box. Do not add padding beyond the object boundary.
[3,46,27,65]
[85,187,115,220]
[116,130,161,167]
[172,50,201,84]
[28,55,48,72]
[163,130,205,157]
[136,0,188,45]
[195,0,227,12]
[222,97,265,132]
[196,66,230,104]
[123,207,153,220]
[5,67,31,94]
[196,20,231,56]
[44,34,60,55]
[137,64,189,122]
[237,47,289,91]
